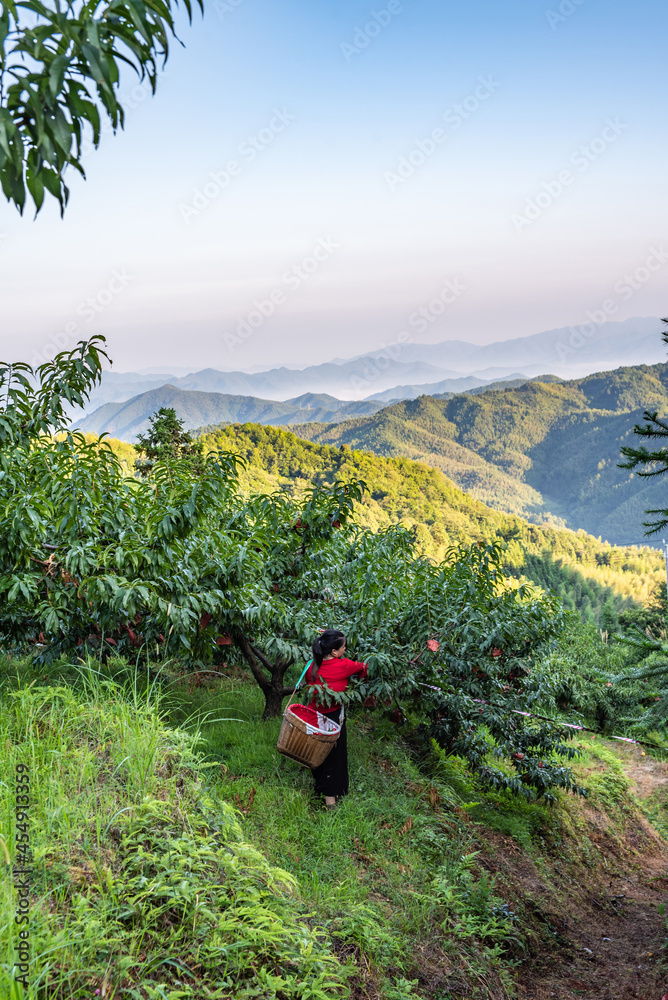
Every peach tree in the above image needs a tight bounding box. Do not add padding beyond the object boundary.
[0,337,367,692]
[283,532,585,803]
[230,513,584,802]
[0,336,254,658]
[0,0,201,213]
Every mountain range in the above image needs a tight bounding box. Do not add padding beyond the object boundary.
[361,315,662,373]
[83,316,662,414]
[87,360,668,550]
[77,373,561,440]
[77,318,668,550]
[76,387,387,441]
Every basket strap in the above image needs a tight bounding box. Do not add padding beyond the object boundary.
[285,659,313,713]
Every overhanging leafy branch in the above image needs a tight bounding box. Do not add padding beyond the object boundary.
[0,0,201,214]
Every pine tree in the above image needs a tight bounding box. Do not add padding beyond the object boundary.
[600,598,619,634]
[134,408,204,477]
[618,320,668,533]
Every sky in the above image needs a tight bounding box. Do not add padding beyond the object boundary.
[1,0,667,372]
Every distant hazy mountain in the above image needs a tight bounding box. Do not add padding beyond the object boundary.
[76,386,385,441]
[134,365,202,376]
[368,316,664,374]
[83,316,663,414]
[170,360,452,400]
[81,359,456,414]
[367,372,530,403]
[88,371,174,409]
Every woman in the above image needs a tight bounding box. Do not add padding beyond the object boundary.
[307,629,368,808]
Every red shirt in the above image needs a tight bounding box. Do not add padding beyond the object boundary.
[307,657,368,713]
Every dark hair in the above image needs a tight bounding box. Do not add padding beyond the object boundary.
[311,629,346,673]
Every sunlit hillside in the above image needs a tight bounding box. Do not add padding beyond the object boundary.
[290,362,668,547]
[195,423,663,621]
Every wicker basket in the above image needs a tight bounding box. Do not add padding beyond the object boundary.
[277,703,341,769]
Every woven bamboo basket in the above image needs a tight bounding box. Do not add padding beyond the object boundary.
[277,703,341,769]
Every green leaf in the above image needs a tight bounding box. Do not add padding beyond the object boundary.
[0,109,17,161]
[48,53,71,99]
[26,165,45,212]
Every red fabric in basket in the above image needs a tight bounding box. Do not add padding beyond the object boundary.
[289,704,321,726]
[288,704,340,735]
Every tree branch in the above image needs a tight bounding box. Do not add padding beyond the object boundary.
[236,633,270,691]
[249,643,275,673]
[249,645,295,687]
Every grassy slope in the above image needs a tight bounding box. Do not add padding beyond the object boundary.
[203,685,668,1000]
[3,653,667,1000]
[0,660,347,1000]
[288,364,668,546]
[197,423,663,617]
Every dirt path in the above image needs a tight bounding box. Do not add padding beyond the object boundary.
[514,743,668,1000]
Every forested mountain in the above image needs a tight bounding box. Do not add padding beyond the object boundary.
[365,375,566,410]
[77,385,385,440]
[289,362,668,547]
[366,372,530,402]
[197,422,663,624]
[76,375,552,439]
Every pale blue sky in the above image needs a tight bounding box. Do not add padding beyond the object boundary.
[1,0,666,371]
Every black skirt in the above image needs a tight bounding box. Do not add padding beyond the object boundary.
[312,707,348,798]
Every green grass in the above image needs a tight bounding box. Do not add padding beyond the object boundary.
[643,790,668,841]
[2,652,666,1000]
[166,675,553,997]
[0,659,347,1000]
[0,656,531,999]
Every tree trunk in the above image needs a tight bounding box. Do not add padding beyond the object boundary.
[262,682,288,720]
[235,632,294,720]
[261,668,294,720]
